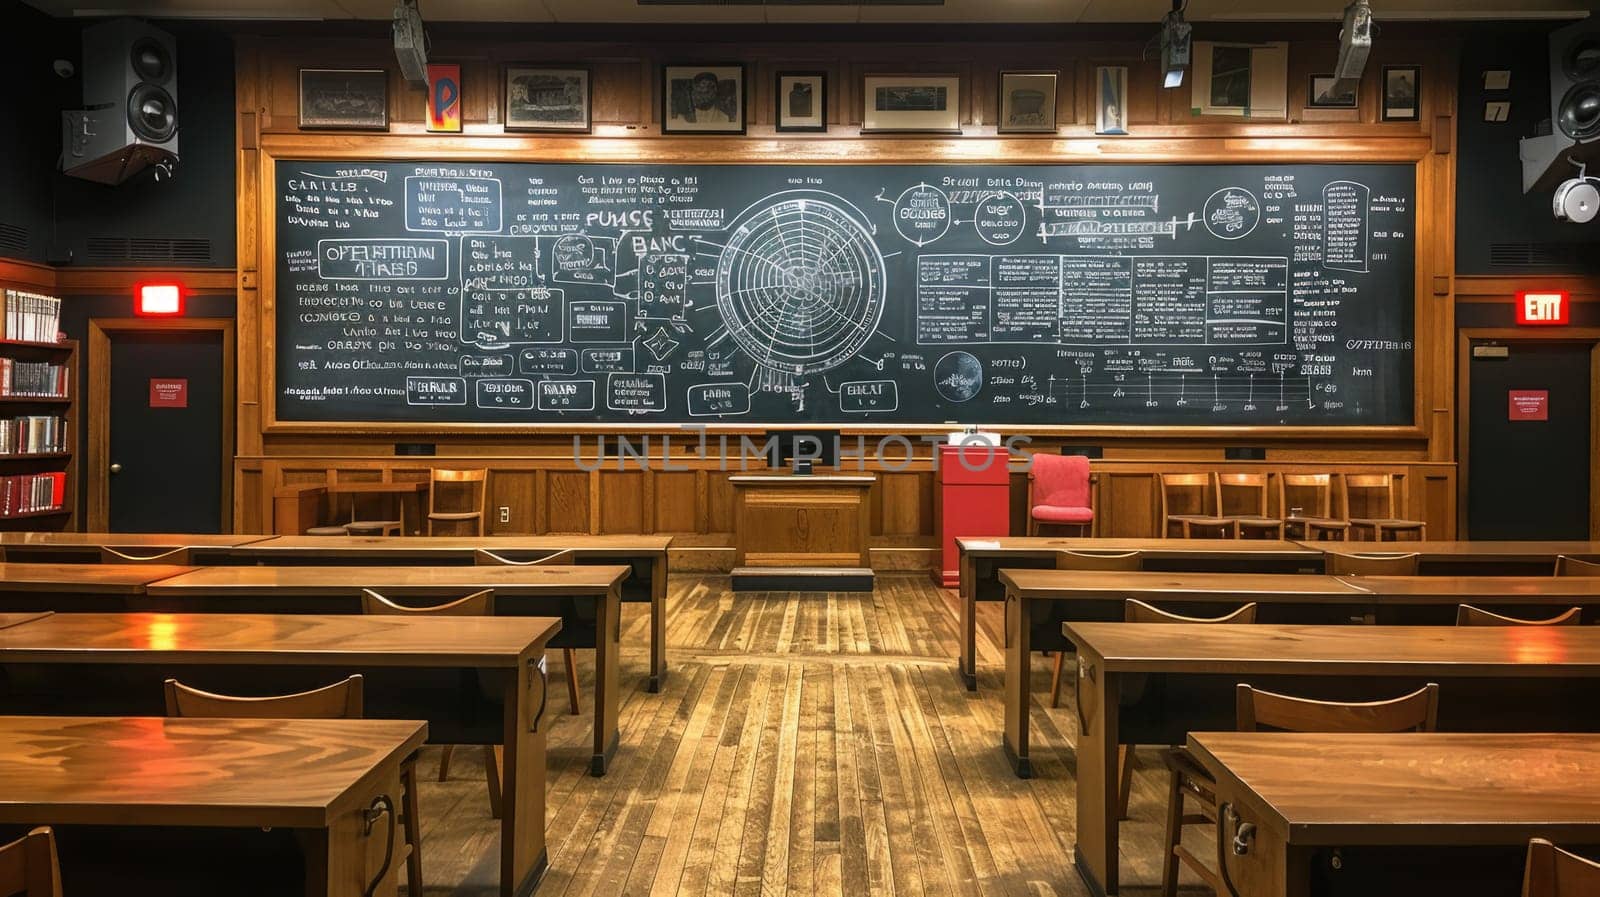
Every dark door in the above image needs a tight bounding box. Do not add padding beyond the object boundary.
[1467,340,1592,539]
[108,329,225,532]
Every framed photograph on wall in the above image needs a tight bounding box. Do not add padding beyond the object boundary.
[662,64,746,134]
[862,75,961,133]
[1382,65,1421,121]
[298,68,388,131]
[505,67,591,132]
[776,71,827,133]
[1190,42,1288,119]
[997,71,1057,134]
[1094,66,1129,135]
[1308,74,1358,109]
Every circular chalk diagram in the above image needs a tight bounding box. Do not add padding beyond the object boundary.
[715,194,887,376]
[934,351,983,403]
[974,191,1027,246]
[1202,187,1261,240]
[893,183,952,246]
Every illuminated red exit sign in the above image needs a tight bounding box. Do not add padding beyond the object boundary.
[1516,290,1568,325]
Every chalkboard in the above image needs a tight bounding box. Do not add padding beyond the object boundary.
[275,161,1414,426]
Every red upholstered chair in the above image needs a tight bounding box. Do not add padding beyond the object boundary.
[1028,454,1095,536]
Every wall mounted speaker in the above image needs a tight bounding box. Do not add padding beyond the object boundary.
[62,18,178,185]
[1551,17,1600,142]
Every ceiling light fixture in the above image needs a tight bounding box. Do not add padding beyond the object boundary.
[1160,1,1193,89]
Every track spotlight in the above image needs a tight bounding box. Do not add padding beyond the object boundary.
[1160,1,1193,89]
[1334,1,1374,84]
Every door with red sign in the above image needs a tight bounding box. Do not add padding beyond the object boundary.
[1467,340,1592,539]
[106,329,226,532]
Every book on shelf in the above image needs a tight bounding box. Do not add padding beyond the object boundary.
[0,359,69,398]
[0,471,65,516]
[0,290,63,343]
[0,416,65,455]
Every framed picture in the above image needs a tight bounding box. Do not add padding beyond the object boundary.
[862,75,961,133]
[1094,67,1128,135]
[425,64,461,133]
[505,66,591,132]
[298,68,388,131]
[662,64,745,134]
[997,71,1057,134]
[1382,65,1421,121]
[1307,74,1357,109]
[1191,42,1288,119]
[775,71,827,133]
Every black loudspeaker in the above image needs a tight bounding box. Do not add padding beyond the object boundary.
[1059,445,1104,459]
[1224,447,1267,461]
[1551,17,1600,143]
[61,18,178,185]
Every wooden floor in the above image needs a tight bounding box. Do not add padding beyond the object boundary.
[415,574,1209,896]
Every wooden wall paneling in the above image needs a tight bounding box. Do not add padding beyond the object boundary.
[707,472,736,533]
[0,259,58,292]
[653,470,700,533]
[877,472,926,537]
[490,469,537,533]
[599,470,647,534]
[546,470,592,533]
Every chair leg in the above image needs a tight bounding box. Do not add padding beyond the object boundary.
[1160,760,1185,897]
[1117,744,1135,820]
[401,757,423,895]
[1050,651,1066,708]
[564,647,581,715]
[484,745,503,820]
[436,744,455,782]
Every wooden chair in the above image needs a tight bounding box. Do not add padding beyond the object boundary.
[1158,473,1235,539]
[474,548,581,716]
[1112,599,1257,823]
[1523,838,1600,897]
[1046,550,1143,709]
[1325,551,1420,576]
[0,826,62,897]
[1160,683,1438,897]
[360,588,505,819]
[427,468,488,536]
[1343,473,1426,541]
[1554,555,1600,577]
[1214,473,1283,539]
[99,546,192,565]
[1027,454,1095,536]
[1456,604,1583,626]
[164,675,423,893]
[1277,473,1349,541]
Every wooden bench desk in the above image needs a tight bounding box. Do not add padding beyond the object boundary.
[1305,539,1600,574]
[1060,622,1600,897]
[0,715,426,897]
[0,611,51,630]
[955,538,1322,689]
[0,562,194,608]
[228,535,675,692]
[0,612,560,897]
[140,564,629,777]
[0,532,271,563]
[1187,731,1600,897]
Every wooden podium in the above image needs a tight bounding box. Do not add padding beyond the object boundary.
[729,473,875,591]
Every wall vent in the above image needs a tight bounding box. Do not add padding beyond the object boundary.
[1488,241,1595,269]
[0,223,27,255]
[85,236,212,264]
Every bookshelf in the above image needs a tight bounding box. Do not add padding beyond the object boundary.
[0,289,75,530]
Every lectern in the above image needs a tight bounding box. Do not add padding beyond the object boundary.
[728,473,876,591]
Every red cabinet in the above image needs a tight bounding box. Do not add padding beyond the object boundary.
[934,443,1011,588]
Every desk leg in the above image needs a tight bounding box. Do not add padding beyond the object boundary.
[592,586,622,776]
[305,763,405,897]
[501,655,550,897]
[959,553,977,691]
[1001,590,1034,777]
[648,554,668,693]
[1073,662,1120,897]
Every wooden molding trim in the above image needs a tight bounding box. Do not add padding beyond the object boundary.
[1455,274,1600,301]
[0,258,58,291]
[57,267,237,296]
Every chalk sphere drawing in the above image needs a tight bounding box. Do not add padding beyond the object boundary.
[934,350,983,402]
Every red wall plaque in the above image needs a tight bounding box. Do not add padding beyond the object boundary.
[1508,389,1548,421]
[150,378,188,408]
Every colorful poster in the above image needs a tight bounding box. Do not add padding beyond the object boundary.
[427,63,461,133]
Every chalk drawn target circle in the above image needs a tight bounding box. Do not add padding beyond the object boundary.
[1202,187,1261,240]
[715,194,886,376]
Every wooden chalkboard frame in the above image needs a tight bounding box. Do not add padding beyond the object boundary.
[252,133,1436,439]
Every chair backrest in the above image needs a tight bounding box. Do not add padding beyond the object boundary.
[1455,604,1583,627]
[1235,682,1439,733]
[0,827,62,897]
[1215,473,1270,517]
[474,548,574,567]
[164,675,364,719]
[100,545,192,565]
[429,468,488,516]
[1342,472,1398,519]
[1554,555,1600,577]
[1030,454,1092,509]
[1159,472,1213,518]
[1326,552,1420,576]
[360,588,495,616]
[1124,598,1257,624]
[1278,473,1334,519]
[1055,549,1142,572]
[1523,838,1600,897]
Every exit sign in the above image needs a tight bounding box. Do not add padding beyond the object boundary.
[1516,290,1569,325]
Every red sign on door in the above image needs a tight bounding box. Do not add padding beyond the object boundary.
[150,378,188,408]
[1508,389,1548,421]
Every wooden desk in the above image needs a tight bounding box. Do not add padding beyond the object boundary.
[0,562,194,606]
[1061,623,1600,897]
[229,535,674,692]
[729,474,875,568]
[0,715,426,897]
[1188,731,1600,897]
[0,532,271,563]
[0,612,560,897]
[1304,539,1600,575]
[0,611,50,629]
[955,538,1322,690]
[1350,574,1600,613]
[142,564,628,776]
